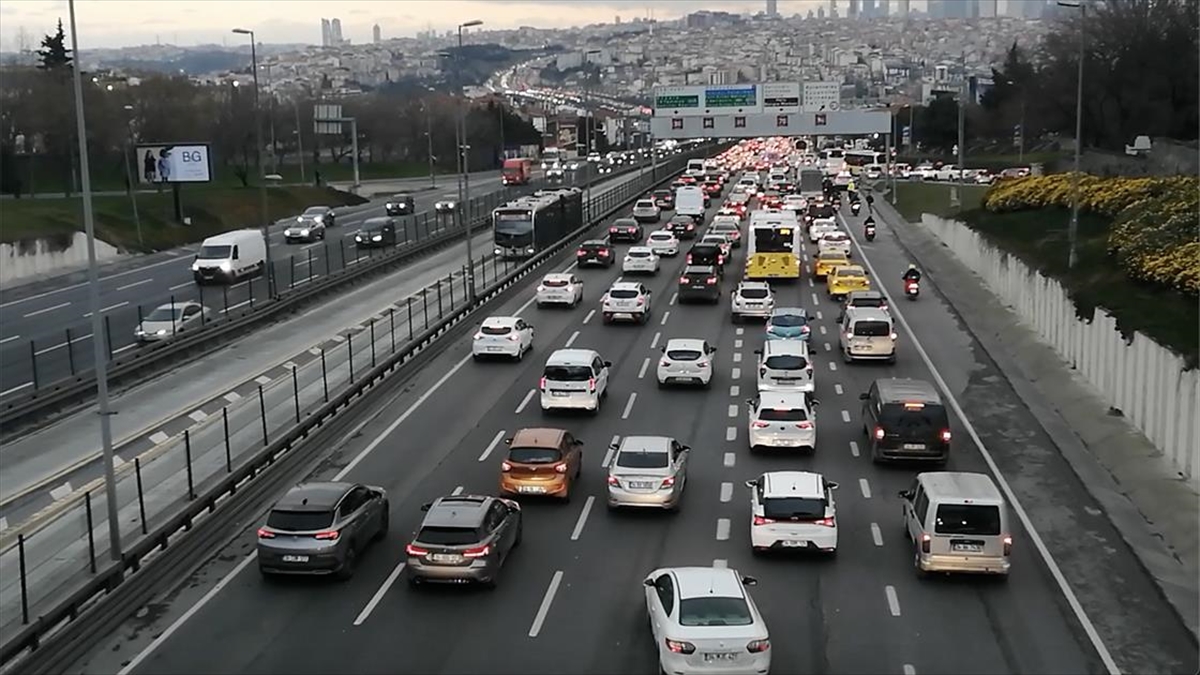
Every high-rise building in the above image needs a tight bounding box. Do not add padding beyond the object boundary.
[372,24,381,43]
[828,0,836,18]
[331,18,343,45]
[320,18,331,47]
[897,0,910,17]
[879,0,890,18]
[766,0,778,16]
[817,5,826,18]
[980,0,997,17]
[848,0,859,19]
[861,0,876,19]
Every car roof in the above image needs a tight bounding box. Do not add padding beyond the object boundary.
[546,348,600,365]
[875,377,942,404]
[683,265,716,274]
[757,390,811,410]
[664,338,706,351]
[275,482,354,511]
[581,239,609,246]
[614,217,638,223]
[916,472,1003,503]
[610,281,643,292]
[649,230,675,237]
[618,435,672,453]
[628,246,653,253]
[848,290,884,300]
[152,301,200,310]
[543,272,573,282]
[671,567,746,600]
[482,316,520,328]
[771,306,807,316]
[303,205,330,211]
[818,250,848,259]
[635,198,656,204]
[362,217,393,226]
[738,280,771,290]
[423,494,491,528]
[762,471,824,499]
[763,339,809,355]
[509,427,567,448]
[836,265,866,274]
[845,307,891,322]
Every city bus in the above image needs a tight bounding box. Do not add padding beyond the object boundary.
[744,210,803,281]
[818,148,846,176]
[844,149,887,176]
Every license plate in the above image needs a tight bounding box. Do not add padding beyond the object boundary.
[703,652,736,663]
[281,555,309,563]
[618,313,634,319]
[518,485,547,494]
[629,481,656,489]
[430,553,463,564]
[781,540,806,548]
[551,391,570,397]
[775,438,799,445]
[486,347,504,352]
[952,543,983,553]
[903,443,926,450]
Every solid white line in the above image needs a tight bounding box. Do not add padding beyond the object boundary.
[885,585,901,616]
[117,278,154,291]
[729,385,739,397]
[0,335,19,345]
[564,330,580,348]
[570,496,595,541]
[352,560,406,626]
[222,299,252,313]
[733,338,743,349]
[582,309,595,324]
[723,452,736,468]
[659,311,670,326]
[169,281,191,291]
[870,522,883,547]
[835,383,843,395]
[859,478,872,499]
[726,426,736,442]
[621,392,637,419]
[713,558,728,568]
[732,352,742,363]
[669,292,677,306]
[650,331,661,349]
[638,357,650,379]
[849,441,860,457]
[83,301,129,317]
[731,367,741,379]
[715,518,731,541]
[528,571,564,638]
[842,212,1122,675]
[841,410,851,423]
[478,429,507,462]
[514,388,536,414]
[0,382,32,396]
[720,482,733,503]
[23,301,70,318]
[903,665,917,675]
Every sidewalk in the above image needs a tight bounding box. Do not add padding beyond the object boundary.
[872,193,1200,639]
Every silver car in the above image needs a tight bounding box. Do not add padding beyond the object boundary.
[283,213,326,243]
[606,436,689,510]
[257,481,389,580]
[134,301,213,343]
[405,494,522,587]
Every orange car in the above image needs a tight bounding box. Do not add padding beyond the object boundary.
[499,428,583,501]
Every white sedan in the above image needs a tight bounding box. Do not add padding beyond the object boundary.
[657,338,715,388]
[535,273,584,308]
[471,316,534,361]
[646,230,679,257]
[644,567,772,675]
[622,246,660,275]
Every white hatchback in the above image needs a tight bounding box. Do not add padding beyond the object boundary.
[535,273,584,308]
[601,282,653,324]
[731,281,775,322]
[622,247,661,275]
[646,230,680,257]
[471,316,534,361]
[747,471,839,556]
[817,232,852,258]
[809,219,839,244]
[657,338,715,388]
[747,391,818,452]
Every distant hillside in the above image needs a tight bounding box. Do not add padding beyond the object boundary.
[96,49,249,75]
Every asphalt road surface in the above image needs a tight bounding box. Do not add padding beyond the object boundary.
[75,190,1196,675]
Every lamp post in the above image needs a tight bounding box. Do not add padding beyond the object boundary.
[261,62,278,173]
[421,90,436,188]
[583,49,603,218]
[456,19,483,301]
[120,104,143,247]
[1058,0,1087,269]
[67,0,122,562]
[232,27,274,297]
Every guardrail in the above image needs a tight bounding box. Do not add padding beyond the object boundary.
[0,145,729,674]
[0,158,659,435]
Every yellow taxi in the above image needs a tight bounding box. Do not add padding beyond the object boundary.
[813,250,850,280]
[827,264,871,300]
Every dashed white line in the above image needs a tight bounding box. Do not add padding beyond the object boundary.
[835,383,843,395]
[824,343,832,352]
[902,665,917,675]
[0,382,32,397]
[621,392,637,419]
[849,441,860,457]
[564,330,580,348]
[715,518,731,541]
[733,338,743,348]
[514,389,536,414]
[669,292,678,306]
[308,347,323,356]
[723,452,736,468]
[451,485,464,496]
[149,431,170,445]
[735,327,744,336]
[49,482,73,500]
[650,331,661,349]
[816,310,823,320]
[659,311,670,326]
[23,301,71,318]
[117,278,154,292]
[478,429,506,462]
[254,375,272,385]
[841,410,851,423]
[713,558,728,568]
[168,281,192,291]
[808,278,815,287]
[731,367,741,379]
[582,309,596,324]
[811,292,820,305]
[870,522,884,547]
[528,571,564,638]
[223,392,242,404]
[725,426,737,442]
[601,435,620,467]
[570,496,595,541]
[732,352,743,363]
[727,404,738,418]
[829,361,838,371]
[729,385,740,397]
[83,301,129,317]
[352,560,406,626]
[819,325,827,335]
[0,335,19,345]
[638,357,651,379]
[188,410,208,423]
[885,585,901,616]
[859,478,873,499]
[720,482,733,503]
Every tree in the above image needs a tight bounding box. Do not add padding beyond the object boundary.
[36,19,72,74]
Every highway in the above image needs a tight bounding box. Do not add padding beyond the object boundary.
[76,185,1196,675]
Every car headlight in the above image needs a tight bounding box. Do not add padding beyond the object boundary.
[156,329,168,336]
[296,216,304,222]
[134,327,144,336]
[218,260,231,270]
[300,229,309,236]
[314,214,324,222]
[372,235,382,242]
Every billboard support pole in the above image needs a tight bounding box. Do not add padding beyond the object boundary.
[172,183,183,223]
[350,118,360,191]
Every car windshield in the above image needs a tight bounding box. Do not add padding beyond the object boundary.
[417,526,480,546]
[636,201,656,208]
[582,242,608,249]
[757,407,807,422]
[542,278,569,287]
[837,267,865,278]
[616,451,669,469]
[935,504,1002,536]
[650,233,673,241]
[653,190,672,198]
[197,245,231,260]
[302,207,327,216]
[266,509,334,532]
[508,447,562,464]
[762,496,825,520]
[145,306,185,321]
[764,354,808,370]
[609,289,639,299]
[666,349,702,361]
[851,320,891,337]
[678,597,754,627]
[481,325,512,336]
[544,365,592,381]
[769,313,807,327]
[615,219,637,227]
[880,405,946,432]
[740,287,770,299]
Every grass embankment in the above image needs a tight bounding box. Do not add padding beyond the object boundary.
[892,182,988,221]
[0,186,369,253]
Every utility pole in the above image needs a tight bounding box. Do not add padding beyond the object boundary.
[294,100,306,183]
[121,105,143,247]
[457,20,483,301]
[232,28,274,297]
[1059,0,1087,269]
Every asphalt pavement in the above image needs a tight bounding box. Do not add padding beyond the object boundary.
[73,188,1196,675]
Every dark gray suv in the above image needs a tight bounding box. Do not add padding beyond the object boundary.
[257,482,389,580]
[405,494,522,588]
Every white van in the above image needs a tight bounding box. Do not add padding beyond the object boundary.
[192,229,266,285]
[899,472,1013,577]
[754,340,814,393]
[539,348,612,415]
[839,307,896,363]
[685,159,706,177]
[674,185,706,223]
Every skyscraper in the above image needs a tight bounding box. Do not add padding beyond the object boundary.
[373,24,381,43]
[861,0,877,19]
[766,0,778,16]
[897,0,910,17]
[848,0,859,19]
[331,18,343,45]
[320,18,331,47]
[980,0,997,17]
[828,0,837,18]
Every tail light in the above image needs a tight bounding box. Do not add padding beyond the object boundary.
[696,360,709,368]
[554,462,568,474]
[660,476,677,489]
[536,285,546,293]
[660,359,672,367]
[576,249,586,257]
[256,528,275,539]
[507,333,521,342]
[636,297,645,305]
[501,461,512,472]
[706,277,718,285]
[588,377,597,393]
[801,325,810,333]
[718,255,726,265]
[813,517,835,527]
[599,249,610,257]
[405,543,429,556]
[747,639,771,653]
[686,254,693,264]
[609,227,618,233]
[940,429,952,443]
[1003,535,1013,556]
[313,530,340,540]
[753,515,775,526]
[473,332,485,340]
[539,376,547,390]
[920,533,931,553]
[686,223,694,230]
[665,639,696,654]
[874,426,886,440]
[463,544,491,558]
[680,276,689,284]
[607,475,620,486]
[890,333,898,340]
[796,421,812,430]
[752,420,770,429]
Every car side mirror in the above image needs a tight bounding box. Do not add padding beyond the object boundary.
[603,361,613,368]
[827,481,839,490]
[741,575,758,586]
[811,399,821,407]
[859,393,870,401]
[753,349,762,355]
[660,347,666,353]
[504,438,512,446]
[420,502,432,512]
[643,578,655,588]
[898,489,913,500]
[744,479,757,489]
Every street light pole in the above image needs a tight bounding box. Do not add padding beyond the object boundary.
[262,62,278,173]
[294,100,306,183]
[1059,0,1087,269]
[457,20,483,301]
[67,0,122,563]
[120,105,143,248]
[423,100,436,188]
[233,28,274,297]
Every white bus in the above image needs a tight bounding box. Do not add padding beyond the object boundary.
[818,148,845,176]
[844,150,887,176]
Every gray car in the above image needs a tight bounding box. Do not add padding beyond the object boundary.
[134,301,213,343]
[405,494,522,588]
[605,436,689,511]
[256,481,389,580]
[284,206,333,243]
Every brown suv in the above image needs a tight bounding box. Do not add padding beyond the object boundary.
[498,428,583,501]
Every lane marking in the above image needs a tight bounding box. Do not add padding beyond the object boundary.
[0,335,19,345]
[188,410,208,423]
[601,435,620,468]
[0,382,32,397]
[570,496,595,541]
[254,375,272,385]
[713,558,728,568]
[352,560,406,626]
[727,404,738,418]
[49,482,73,500]
[23,301,71,318]
[816,310,823,320]
[117,278,154,291]
[731,367,741,379]
[650,332,661,349]
[148,431,169,445]
[729,385,739,397]
[34,332,93,356]
[621,392,637,419]
[83,301,129,317]
[735,327,744,335]
[720,482,733,503]
[223,392,242,403]
[0,517,8,532]
[811,292,820,305]
[732,352,742,363]
[659,311,670,326]
[669,292,678,306]
[478,429,506,462]
[308,347,323,356]
[528,571,564,638]
[451,485,464,496]
[819,325,827,335]
[582,309,595,324]
[725,426,737,441]
[824,342,832,352]
[885,585,901,616]
[168,281,191,291]
[808,278,814,287]
[733,338,743,349]
[723,452,736,468]
[870,522,883,547]
[835,383,843,395]
[716,518,731,541]
[564,330,580,348]
[829,361,838,371]
[903,665,917,675]
[859,478,872,499]
[514,389,536,414]
[638,357,650,379]
[841,410,851,423]
[849,441,860,457]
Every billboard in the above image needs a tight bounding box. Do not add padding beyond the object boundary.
[135,144,212,185]
[650,111,891,139]
[653,84,766,117]
[761,82,801,114]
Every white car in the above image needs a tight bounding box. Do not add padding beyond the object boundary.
[746,471,839,556]
[134,301,213,343]
[934,165,963,182]
[535,273,584,308]
[863,164,885,180]
[755,340,815,393]
[817,232,852,258]
[833,171,852,188]
[601,281,653,324]
[471,316,534,361]
[731,281,775,322]
[632,199,662,224]
[783,195,807,213]
[539,348,611,414]
[434,199,457,214]
[643,567,772,675]
[622,247,660,275]
[656,338,715,388]
[646,230,680,257]
[912,164,938,180]
[809,219,839,244]
[747,390,818,452]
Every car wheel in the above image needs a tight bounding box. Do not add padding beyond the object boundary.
[373,504,390,542]
[336,545,357,581]
[842,349,852,364]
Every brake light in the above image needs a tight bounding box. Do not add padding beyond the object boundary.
[706,277,718,285]
[1003,535,1013,555]
[660,476,676,488]
[256,528,275,539]
[660,359,672,367]
[752,420,770,429]
[636,297,645,305]
[405,543,429,556]
[536,285,546,293]
[463,544,491,558]
[921,533,931,553]
[665,639,696,654]
[813,516,835,527]
[747,639,771,653]
[696,360,709,368]
[686,254,693,264]
[473,332,485,340]
[890,333,898,340]
[680,276,689,284]
[753,515,775,526]
[609,227,618,233]
[507,333,520,341]
[687,223,694,230]
[554,462,568,474]
[941,429,952,443]
[588,377,597,393]
[874,426,885,440]
[607,475,620,486]
[539,377,547,390]
[796,421,812,430]
[576,249,586,257]
[599,249,610,257]
[313,530,340,540]
[801,325,810,333]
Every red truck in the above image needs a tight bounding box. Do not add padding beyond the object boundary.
[502,158,533,186]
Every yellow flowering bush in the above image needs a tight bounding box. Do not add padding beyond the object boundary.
[982,174,1195,216]
[1108,181,1200,296]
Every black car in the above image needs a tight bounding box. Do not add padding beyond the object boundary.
[608,218,644,243]
[677,265,722,303]
[385,194,415,216]
[686,243,725,272]
[652,189,675,211]
[860,378,951,465]
[576,238,615,267]
[668,215,698,240]
[355,217,398,248]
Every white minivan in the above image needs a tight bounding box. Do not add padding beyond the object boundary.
[839,307,897,363]
[539,349,611,414]
[899,472,1013,577]
[674,185,706,223]
[192,229,267,285]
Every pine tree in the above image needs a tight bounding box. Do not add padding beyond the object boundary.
[36,19,73,73]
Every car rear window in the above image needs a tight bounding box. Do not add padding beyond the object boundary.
[667,349,703,361]
[636,201,655,208]
[544,365,592,381]
[757,408,808,422]
[481,325,512,336]
[616,451,670,469]
[762,496,825,519]
[581,242,607,250]
[739,288,770,299]
[417,526,481,546]
[678,597,754,627]
[880,404,948,431]
[653,190,672,198]
[543,278,569,287]
[508,447,563,464]
[610,289,640,299]
[850,297,885,308]
[851,320,891,337]
[649,232,672,240]
[266,509,334,531]
[935,504,1002,536]
[769,314,807,327]
[764,355,809,370]
[628,250,651,258]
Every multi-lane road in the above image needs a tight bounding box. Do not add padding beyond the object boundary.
[77,184,1196,675]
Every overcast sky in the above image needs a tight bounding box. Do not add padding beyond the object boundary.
[0,0,938,51]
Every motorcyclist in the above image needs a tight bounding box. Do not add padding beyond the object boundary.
[902,264,922,283]
[864,215,876,228]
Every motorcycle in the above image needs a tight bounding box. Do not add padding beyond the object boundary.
[865,224,876,241]
[851,201,862,215]
[904,279,920,300]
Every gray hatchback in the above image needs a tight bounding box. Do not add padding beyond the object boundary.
[405,494,522,588]
[257,482,389,580]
